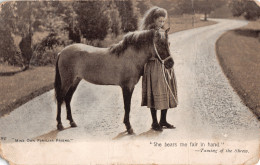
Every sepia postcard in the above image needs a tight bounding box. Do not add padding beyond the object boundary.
[0,0,259,164]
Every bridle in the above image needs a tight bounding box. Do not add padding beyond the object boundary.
[153,42,172,64]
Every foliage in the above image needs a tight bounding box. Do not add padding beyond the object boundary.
[106,1,122,37]
[54,2,81,43]
[176,0,227,20]
[115,0,139,32]
[230,0,260,20]
[136,0,152,15]
[0,1,144,67]
[230,0,246,17]
[32,31,72,65]
[73,1,110,41]
[0,2,22,66]
[0,2,50,67]
[0,1,71,67]
[0,27,22,66]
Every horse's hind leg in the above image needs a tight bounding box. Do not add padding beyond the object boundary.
[122,86,134,134]
[57,101,64,130]
[65,78,81,128]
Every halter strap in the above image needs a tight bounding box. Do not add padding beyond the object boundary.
[153,42,171,64]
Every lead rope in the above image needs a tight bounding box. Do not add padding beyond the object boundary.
[153,43,178,105]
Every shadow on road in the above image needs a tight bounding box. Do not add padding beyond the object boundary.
[33,127,71,140]
[112,129,162,140]
[112,131,135,140]
[137,129,162,138]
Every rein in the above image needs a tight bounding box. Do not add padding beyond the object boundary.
[153,42,178,105]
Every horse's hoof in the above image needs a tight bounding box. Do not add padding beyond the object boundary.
[127,128,134,134]
[57,124,64,130]
[70,121,77,128]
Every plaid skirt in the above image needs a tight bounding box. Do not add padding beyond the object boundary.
[141,58,178,110]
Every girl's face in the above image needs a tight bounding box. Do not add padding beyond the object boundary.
[155,16,166,29]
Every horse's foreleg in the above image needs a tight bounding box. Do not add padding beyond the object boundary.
[57,102,64,130]
[122,86,134,134]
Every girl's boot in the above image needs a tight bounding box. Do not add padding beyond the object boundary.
[150,108,162,131]
[159,109,175,129]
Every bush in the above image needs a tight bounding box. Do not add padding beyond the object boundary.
[32,46,64,66]
[32,31,72,66]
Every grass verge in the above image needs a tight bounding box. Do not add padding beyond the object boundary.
[0,66,55,116]
[216,20,260,119]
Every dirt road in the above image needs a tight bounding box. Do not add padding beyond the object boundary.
[0,19,259,164]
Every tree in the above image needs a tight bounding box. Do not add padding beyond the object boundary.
[0,2,55,68]
[0,2,21,65]
[177,0,226,21]
[0,1,124,67]
[0,1,75,67]
[230,0,260,20]
[115,0,139,33]
[136,0,152,15]
[105,1,122,37]
[14,1,42,69]
[54,1,81,43]
[73,1,110,42]
[0,21,21,65]
[230,0,246,17]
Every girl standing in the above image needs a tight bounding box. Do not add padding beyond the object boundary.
[140,7,178,131]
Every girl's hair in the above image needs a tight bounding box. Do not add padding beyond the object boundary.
[139,6,168,30]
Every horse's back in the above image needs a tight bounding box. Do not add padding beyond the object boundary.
[60,43,107,56]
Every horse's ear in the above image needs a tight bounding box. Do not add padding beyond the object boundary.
[165,28,170,34]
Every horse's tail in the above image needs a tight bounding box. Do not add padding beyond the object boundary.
[54,53,63,103]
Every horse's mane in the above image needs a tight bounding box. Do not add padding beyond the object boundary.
[109,30,155,56]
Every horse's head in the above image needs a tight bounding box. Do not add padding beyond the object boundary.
[153,28,174,69]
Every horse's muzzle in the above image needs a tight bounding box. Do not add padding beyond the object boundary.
[164,57,174,69]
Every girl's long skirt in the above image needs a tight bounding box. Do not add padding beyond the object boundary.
[141,58,178,110]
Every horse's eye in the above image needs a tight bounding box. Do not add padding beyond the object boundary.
[168,42,171,46]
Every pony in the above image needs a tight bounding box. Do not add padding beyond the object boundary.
[54,28,173,134]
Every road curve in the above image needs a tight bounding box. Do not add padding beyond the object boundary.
[0,19,259,164]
